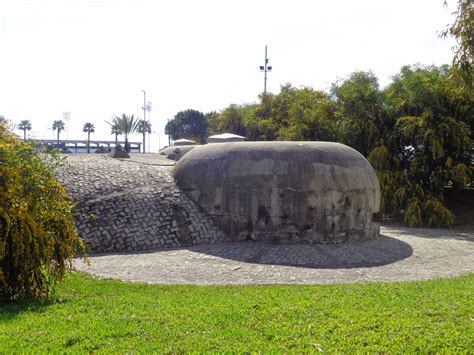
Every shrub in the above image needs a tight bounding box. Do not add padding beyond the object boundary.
[368,65,472,227]
[0,123,86,300]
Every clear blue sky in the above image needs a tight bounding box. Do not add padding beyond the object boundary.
[0,0,457,150]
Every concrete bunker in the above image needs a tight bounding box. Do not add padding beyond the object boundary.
[173,142,381,244]
[159,145,198,161]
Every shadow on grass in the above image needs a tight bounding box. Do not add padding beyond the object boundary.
[0,297,70,321]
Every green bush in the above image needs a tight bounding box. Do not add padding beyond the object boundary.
[0,123,86,300]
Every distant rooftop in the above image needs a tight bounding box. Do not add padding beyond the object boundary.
[173,138,195,146]
[208,133,247,143]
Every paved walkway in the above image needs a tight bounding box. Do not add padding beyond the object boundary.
[127,153,176,166]
[74,224,474,285]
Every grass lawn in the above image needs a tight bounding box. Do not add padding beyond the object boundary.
[1,272,473,352]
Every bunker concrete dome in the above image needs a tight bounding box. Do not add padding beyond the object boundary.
[159,145,198,161]
[173,142,381,244]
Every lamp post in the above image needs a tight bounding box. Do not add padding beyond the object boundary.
[142,90,146,153]
[259,45,272,94]
[141,90,151,153]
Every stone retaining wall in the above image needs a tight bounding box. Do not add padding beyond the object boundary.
[58,156,223,254]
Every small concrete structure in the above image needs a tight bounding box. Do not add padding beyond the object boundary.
[208,133,247,143]
[173,138,195,146]
[159,145,198,161]
[173,142,380,244]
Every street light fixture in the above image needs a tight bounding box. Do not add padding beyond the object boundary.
[259,45,272,93]
[141,90,152,153]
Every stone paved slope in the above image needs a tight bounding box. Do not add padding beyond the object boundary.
[58,155,223,253]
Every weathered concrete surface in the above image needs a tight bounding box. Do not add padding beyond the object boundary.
[74,224,474,285]
[159,145,198,161]
[173,142,380,244]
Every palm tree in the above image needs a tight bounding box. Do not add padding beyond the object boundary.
[111,114,139,152]
[137,119,152,154]
[107,122,122,147]
[52,120,65,148]
[83,122,95,154]
[18,120,32,140]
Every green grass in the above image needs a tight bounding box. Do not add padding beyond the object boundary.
[1,273,473,352]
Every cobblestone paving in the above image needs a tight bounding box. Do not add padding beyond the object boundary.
[74,224,474,285]
[58,154,222,253]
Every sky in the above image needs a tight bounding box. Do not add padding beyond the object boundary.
[0,0,458,151]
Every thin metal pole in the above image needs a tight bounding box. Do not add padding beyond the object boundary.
[142,90,146,154]
[264,45,267,93]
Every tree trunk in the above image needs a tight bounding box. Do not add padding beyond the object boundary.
[115,133,118,147]
[87,132,90,154]
[57,130,60,148]
[23,130,26,140]
[125,134,129,152]
[142,132,146,154]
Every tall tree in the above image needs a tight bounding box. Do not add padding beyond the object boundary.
[111,123,122,146]
[247,92,278,141]
[216,104,247,137]
[370,64,472,227]
[111,114,139,151]
[165,109,207,144]
[52,120,65,148]
[440,0,473,95]
[205,111,221,136]
[331,71,389,157]
[273,85,337,142]
[105,119,123,146]
[82,122,95,154]
[137,120,152,154]
[18,120,32,140]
